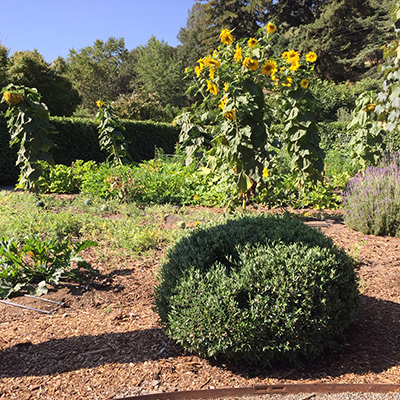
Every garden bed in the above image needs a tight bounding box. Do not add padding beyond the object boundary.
[0,202,399,399]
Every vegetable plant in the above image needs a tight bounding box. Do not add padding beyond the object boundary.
[0,236,98,298]
[1,84,57,192]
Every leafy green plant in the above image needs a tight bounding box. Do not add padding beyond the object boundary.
[1,84,57,192]
[348,91,385,168]
[0,236,98,298]
[155,214,359,365]
[343,160,400,236]
[35,160,97,194]
[95,101,130,165]
[178,26,323,208]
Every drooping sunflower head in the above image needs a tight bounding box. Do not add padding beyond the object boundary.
[3,92,24,105]
[219,29,234,45]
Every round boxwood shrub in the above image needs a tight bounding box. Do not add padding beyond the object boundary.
[154,214,359,365]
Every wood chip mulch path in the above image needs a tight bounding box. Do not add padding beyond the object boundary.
[0,211,399,399]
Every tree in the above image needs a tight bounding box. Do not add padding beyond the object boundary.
[65,37,128,111]
[133,36,187,108]
[267,0,328,27]
[7,50,80,116]
[178,0,271,66]
[274,0,396,81]
[0,44,8,90]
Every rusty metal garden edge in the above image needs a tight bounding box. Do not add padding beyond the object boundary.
[113,383,400,400]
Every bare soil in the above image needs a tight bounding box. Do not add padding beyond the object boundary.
[0,208,400,400]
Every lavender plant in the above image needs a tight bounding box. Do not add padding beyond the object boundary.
[343,158,400,236]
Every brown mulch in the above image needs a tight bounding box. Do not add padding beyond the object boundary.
[0,209,400,400]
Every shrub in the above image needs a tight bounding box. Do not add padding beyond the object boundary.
[155,214,359,365]
[343,159,400,236]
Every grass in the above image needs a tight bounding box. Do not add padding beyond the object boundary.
[0,191,223,257]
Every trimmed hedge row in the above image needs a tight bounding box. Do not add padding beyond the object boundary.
[0,116,179,185]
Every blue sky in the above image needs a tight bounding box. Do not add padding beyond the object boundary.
[0,0,197,63]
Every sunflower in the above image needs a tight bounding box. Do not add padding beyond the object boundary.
[219,29,234,45]
[263,167,269,178]
[281,76,293,87]
[96,100,104,108]
[234,44,243,62]
[261,60,277,76]
[206,80,218,96]
[266,22,276,34]
[300,79,309,89]
[224,111,236,121]
[247,38,258,48]
[3,92,24,105]
[306,51,317,63]
[283,49,300,66]
[243,57,259,71]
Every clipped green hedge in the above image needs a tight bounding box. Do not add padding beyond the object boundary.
[155,214,359,366]
[0,115,179,185]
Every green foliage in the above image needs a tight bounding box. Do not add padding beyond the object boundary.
[343,159,400,236]
[65,37,128,112]
[0,236,97,298]
[374,0,400,152]
[80,156,227,206]
[155,214,359,365]
[6,50,80,116]
[95,101,129,165]
[311,78,382,123]
[36,160,96,194]
[348,91,386,168]
[113,91,180,122]
[258,173,341,210]
[1,84,57,192]
[276,0,395,82]
[134,36,188,108]
[179,27,323,207]
[0,115,179,185]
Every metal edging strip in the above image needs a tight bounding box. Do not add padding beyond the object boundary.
[112,383,400,400]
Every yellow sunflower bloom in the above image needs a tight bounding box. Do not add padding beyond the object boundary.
[206,80,218,96]
[195,63,204,77]
[266,22,277,34]
[289,60,300,71]
[219,28,234,45]
[96,100,104,108]
[243,57,259,71]
[3,92,24,105]
[305,51,317,63]
[282,76,293,87]
[300,79,309,89]
[219,96,228,111]
[209,67,216,80]
[248,38,258,48]
[283,49,300,66]
[234,44,243,62]
[263,167,269,178]
[224,111,236,121]
[261,60,278,76]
